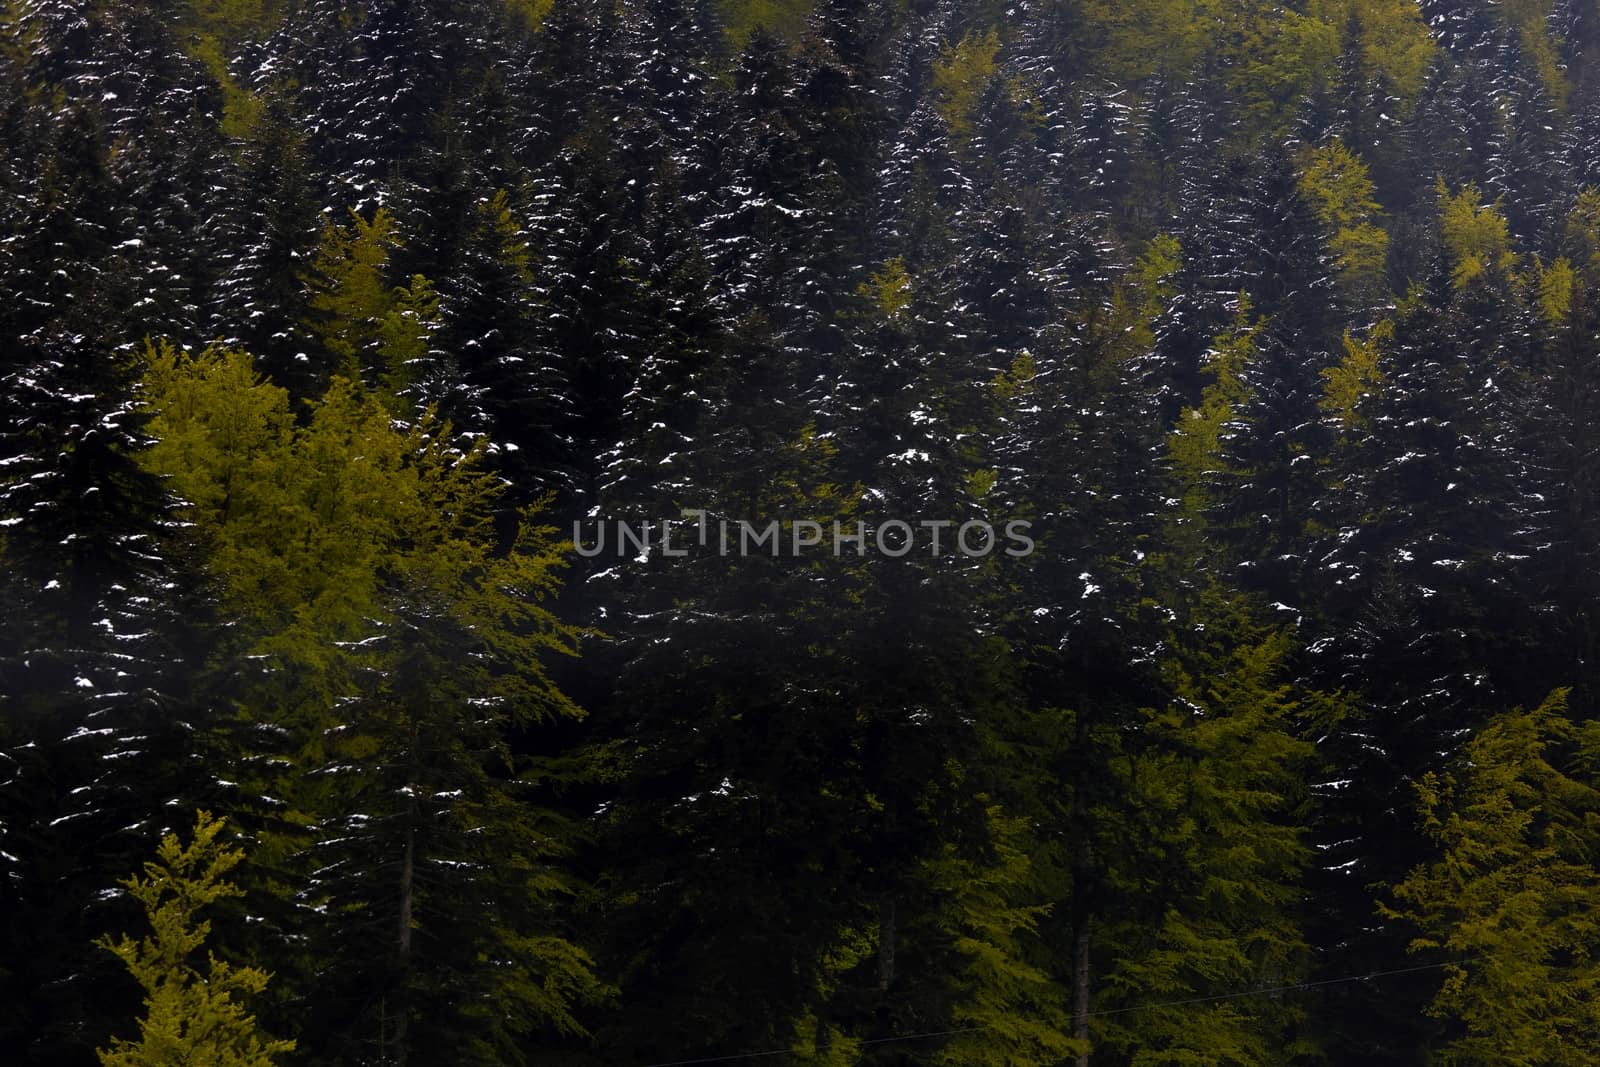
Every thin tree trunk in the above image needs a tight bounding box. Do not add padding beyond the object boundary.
[1072,913,1091,1067]
[394,796,415,1067]
[878,895,896,992]
[1072,705,1092,1067]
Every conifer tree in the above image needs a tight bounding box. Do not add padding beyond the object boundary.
[96,811,295,1067]
[8,0,1600,1062]
[1092,583,1319,1066]
[135,343,602,1063]
[1075,299,1325,1065]
[0,80,213,1064]
[1385,689,1600,1065]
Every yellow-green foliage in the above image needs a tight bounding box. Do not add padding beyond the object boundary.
[1385,689,1600,1064]
[96,812,295,1067]
[966,467,998,500]
[717,0,813,50]
[1168,299,1260,515]
[1330,219,1389,298]
[137,343,573,716]
[189,35,263,139]
[181,2,285,138]
[1565,188,1600,278]
[1536,256,1575,325]
[1074,0,1431,112]
[480,189,534,285]
[1300,140,1389,298]
[1320,320,1390,429]
[140,335,591,780]
[1498,0,1569,105]
[376,274,440,404]
[140,343,412,650]
[1097,582,1315,1062]
[786,923,875,1065]
[1524,24,1568,109]
[186,0,284,49]
[1229,4,1340,133]
[135,343,596,1042]
[991,349,1036,403]
[504,0,554,33]
[1438,181,1517,290]
[1320,0,1435,99]
[787,1012,861,1066]
[1073,0,1208,82]
[858,256,912,318]
[772,425,859,533]
[932,29,1002,142]
[1100,233,1184,364]
[0,0,42,68]
[925,804,1083,1066]
[306,206,406,376]
[1136,233,1183,303]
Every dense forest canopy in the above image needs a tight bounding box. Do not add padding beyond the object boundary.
[5,0,1600,1063]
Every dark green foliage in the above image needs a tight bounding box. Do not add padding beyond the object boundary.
[7,1,1600,1064]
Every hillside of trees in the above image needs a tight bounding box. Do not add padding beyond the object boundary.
[6,0,1600,1063]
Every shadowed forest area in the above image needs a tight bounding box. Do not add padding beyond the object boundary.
[6,0,1600,1063]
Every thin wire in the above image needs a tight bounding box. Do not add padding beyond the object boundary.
[637,956,1476,1067]
[859,1025,984,1046]
[639,1047,801,1066]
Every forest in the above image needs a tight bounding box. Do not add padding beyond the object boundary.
[5,0,1600,1063]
